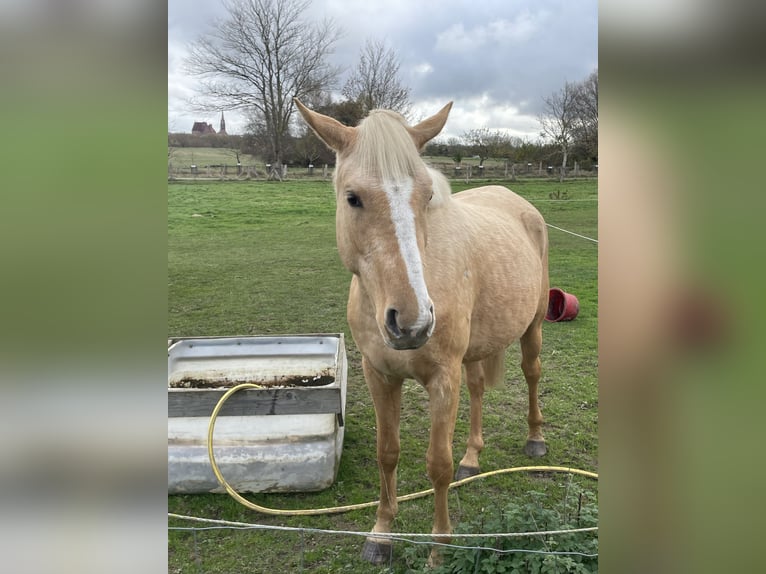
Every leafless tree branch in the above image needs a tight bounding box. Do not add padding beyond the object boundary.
[342,38,411,116]
[539,71,598,181]
[183,0,341,173]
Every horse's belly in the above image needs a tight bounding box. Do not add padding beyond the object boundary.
[463,286,540,362]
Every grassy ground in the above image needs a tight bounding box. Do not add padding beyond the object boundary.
[168,177,597,573]
[169,147,257,167]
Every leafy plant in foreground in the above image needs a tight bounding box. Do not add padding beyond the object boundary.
[403,483,598,573]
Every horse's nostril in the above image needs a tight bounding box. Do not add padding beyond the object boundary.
[385,308,402,338]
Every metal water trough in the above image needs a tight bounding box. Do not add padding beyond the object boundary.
[168,334,347,494]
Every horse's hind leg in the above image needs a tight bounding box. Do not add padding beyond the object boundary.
[456,360,486,480]
[521,321,547,457]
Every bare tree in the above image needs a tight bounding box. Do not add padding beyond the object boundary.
[185,0,341,178]
[539,81,579,182]
[293,98,365,167]
[573,69,598,161]
[462,128,511,167]
[342,38,411,116]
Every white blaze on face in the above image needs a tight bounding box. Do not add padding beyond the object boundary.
[382,178,435,335]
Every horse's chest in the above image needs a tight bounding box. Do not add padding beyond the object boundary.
[372,350,419,379]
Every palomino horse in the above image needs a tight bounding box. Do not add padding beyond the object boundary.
[295,99,549,565]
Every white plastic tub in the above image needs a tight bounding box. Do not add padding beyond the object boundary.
[168,334,347,494]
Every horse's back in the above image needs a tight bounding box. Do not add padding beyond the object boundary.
[454,184,539,215]
[453,185,547,258]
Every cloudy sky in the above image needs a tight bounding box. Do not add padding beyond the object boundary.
[168,0,597,141]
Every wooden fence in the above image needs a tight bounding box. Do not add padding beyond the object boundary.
[167,161,597,181]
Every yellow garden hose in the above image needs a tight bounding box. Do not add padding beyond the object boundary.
[207,383,598,516]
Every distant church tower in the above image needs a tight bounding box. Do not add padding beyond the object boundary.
[219,111,227,135]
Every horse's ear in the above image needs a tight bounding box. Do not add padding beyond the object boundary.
[294,98,355,153]
[408,102,453,150]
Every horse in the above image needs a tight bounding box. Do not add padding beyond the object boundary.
[295,99,549,565]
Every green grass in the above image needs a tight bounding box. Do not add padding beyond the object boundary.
[168,147,258,167]
[168,178,597,573]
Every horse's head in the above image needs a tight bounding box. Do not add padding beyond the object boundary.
[295,99,452,350]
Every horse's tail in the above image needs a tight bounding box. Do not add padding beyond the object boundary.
[482,348,507,389]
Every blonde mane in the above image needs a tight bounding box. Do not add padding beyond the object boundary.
[355,110,424,183]
[427,166,452,207]
[354,109,452,206]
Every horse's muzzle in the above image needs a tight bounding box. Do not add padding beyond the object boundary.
[383,306,434,350]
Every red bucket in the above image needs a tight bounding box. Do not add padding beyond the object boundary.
[545,288,579,322]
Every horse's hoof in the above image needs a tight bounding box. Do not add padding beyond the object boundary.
[455,465,481,481]
[361,539,393,565]
[524,439,547,457]
[427,549,444,568]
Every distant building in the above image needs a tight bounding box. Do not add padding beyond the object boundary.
[191,112,228,136]
[191,122,216,135]
[219,111,227,135]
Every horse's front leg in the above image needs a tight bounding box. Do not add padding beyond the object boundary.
[360,356,403,565]
[425,363,462,566]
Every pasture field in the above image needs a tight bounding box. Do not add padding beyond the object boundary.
[168,146,531,169]
[168,177,598,573]
[169,147,257,167]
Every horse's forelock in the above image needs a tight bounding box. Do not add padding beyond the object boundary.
[355,110,423,183]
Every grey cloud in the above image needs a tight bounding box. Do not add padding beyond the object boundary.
[168,0,596,137]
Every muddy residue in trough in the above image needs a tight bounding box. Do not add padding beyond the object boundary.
[169,373,335,389]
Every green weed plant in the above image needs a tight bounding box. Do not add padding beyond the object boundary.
[404,484,598,573]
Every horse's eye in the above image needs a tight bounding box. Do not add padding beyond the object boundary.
[346,192,363,208]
